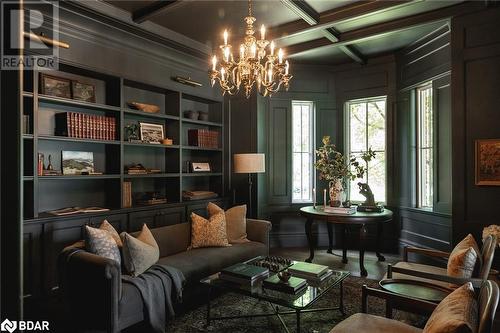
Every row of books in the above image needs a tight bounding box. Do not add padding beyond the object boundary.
[122,181,132,208]
[187,129,219,149]
[55,112,116,141]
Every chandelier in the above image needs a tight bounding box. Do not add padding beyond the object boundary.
[209,0,292,98]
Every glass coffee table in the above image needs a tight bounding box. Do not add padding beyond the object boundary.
[200,259,350,333]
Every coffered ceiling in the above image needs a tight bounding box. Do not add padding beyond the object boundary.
[99,0,470,65]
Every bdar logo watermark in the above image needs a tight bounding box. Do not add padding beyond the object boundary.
[1,319,50,332]
[1,1,60,70]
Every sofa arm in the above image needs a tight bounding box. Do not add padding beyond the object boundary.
[58,246,121,333]
[246,218,271,252]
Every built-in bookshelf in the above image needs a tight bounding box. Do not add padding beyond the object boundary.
[22,62,225,220]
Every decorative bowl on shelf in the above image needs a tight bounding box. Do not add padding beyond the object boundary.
[127,101,160,113]
[198,111,209,121]
[184,110,199,120]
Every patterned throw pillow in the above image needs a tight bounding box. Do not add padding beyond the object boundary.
[447,234,480,287]
[85,225,121,265]
[121,224,159,277]
[423,282,478,333]
[207,202,250,244]
[99,220,123,247]
[190,211,230,249]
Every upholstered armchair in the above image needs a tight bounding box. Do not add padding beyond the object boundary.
[330,281,499,333]
[383,235,497,291]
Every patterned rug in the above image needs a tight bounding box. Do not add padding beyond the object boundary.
[165,275,424,333]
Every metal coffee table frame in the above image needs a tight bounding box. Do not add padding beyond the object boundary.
[201,268,350,333]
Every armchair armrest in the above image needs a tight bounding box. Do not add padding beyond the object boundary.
[403,246,450,262]
[246,218,271,253]
[58,246,121,333]
[388,264,484,289]
[362,285,437,318]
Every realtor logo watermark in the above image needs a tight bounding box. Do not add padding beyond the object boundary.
[1,1,59,70]
[1,319,49,332]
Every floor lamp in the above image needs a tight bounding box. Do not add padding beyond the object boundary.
[233,153,265,218]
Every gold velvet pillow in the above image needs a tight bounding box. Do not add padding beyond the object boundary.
[100,220,123,247]
[190,211,230,249]
[423,282,478,333]
[447,234,480,285]
[120,224,159,277]
[207,202,249,244]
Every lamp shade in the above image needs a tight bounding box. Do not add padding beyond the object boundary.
[233,153,265,173]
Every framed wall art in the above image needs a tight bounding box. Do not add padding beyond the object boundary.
[62,151,95,175]
[72,81,96,103]
[191,162,211,172]
[475,139,500,185]
[40,74,71,99]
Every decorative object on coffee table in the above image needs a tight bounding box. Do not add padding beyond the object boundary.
[72,81,96,103]
[315,136,375,207]
[475,139,500,185]
[139,122,164,144]
[127,101,160,113]
[233,153,265,218]
[62,151,94,175]
[40,74,71,99]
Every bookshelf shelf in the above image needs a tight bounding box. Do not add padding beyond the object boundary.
[38,175,121,180]
[123,142,180,149]
[182,173,222,177]
[181,118,222,127]
[123,108,180,120]
[124,173,180,178]
[38,135,120,145]
[182,145,222,151]
[38,94,121,113]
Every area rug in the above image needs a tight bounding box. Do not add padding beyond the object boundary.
[165,275,425,333]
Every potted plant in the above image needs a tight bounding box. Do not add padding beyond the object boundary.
[315,136,375,207]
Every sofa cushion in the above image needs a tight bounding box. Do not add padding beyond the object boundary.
[121,224,160,277]
[190,212,230,249]
[330,313,422,333]
[150,223,190,257]
[423,282,478,333]
[100,220,123,247]
[85,225,121,265]
[157,241,267,283]
[208,202,250,244]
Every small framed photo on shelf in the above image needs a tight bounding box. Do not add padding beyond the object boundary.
[475,139,500,185]
[191,162,211,172]
[139,122,164,144]
[40,74,71,99]
[72,81,96,103]
[62,151,94,175]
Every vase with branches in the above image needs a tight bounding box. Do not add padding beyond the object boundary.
[315,136,375,207]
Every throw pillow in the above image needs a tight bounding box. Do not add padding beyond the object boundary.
[99,219,123,247]
[447,234,481,286]
[190,211,231,249]
[85,225,121,265]
[423,282,478,333]
[121,224,159,277]
[207,202,250,244]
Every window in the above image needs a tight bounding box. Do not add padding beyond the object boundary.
[417,84,433,208]
[346,97,387,203]
[292,101,315,203]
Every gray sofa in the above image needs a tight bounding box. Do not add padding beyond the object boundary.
[58,218,271,333]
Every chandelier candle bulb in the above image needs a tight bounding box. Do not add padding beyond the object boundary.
[251,44,257,58]
[270,41,275,56]
[212,55,217,71]
[223,30,228,45]
[278,49,283,64]
[285,60,289,75]
[260,24,266,40]
[224,47,230,62]
[221,67,225,80]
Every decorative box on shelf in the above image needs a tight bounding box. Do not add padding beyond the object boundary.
[187,129,219,148]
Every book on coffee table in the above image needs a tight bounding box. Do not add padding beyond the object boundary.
[288,262,329,278]
[262,275,308,294]
[220,263,269,284]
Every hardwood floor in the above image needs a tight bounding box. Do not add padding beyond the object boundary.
[270,246,401,280]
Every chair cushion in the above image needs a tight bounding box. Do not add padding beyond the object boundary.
[447,234,481,281]
[190,211,230,249]
[208,202,250,244]
[157,241,267,283]
[330,313,422,333]
[423,282,478,333]
[382,262,452,290]
[121,224,160,277]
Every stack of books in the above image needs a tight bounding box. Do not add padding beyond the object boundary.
[262,275,307,294]
[182,190,218,201]
[323,206,357,215]
[187,129,219,148]
[288,262,334,283]
[55,112,116,141]
[220,263,269,285]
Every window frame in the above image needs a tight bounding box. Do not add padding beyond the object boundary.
[291,100,316,204]
[416,83,433,209]
[344,96,388,204]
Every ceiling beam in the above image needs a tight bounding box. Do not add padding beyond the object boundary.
[280,0,320,25]
[132,1,178,24]
[272,0,413,41]
[281,0,366,64]
[287,1,482,57]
